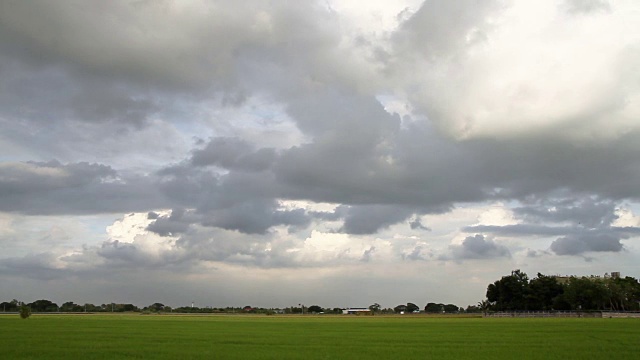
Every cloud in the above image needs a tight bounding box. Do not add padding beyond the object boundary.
[447,234,511,260]
[512,196,619,228]
[402,245,429,261]
[0,1,341,93]
[392,0,501,60]
[0,252,71,281]
[391,1,640,141]
[190,137,276,172]
[146,209,195,236]
[562,0,611,15]
[341,205,414,235]
[0,161,166,215]
[0,161,114,193]
[462,194,640,256]
[550,232,625,255]
[462,224,571,237]
[526,249,551,258]
[201,199,311,235]
[409,217,431,231]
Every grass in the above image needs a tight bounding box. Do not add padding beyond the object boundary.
[0,314,638,359]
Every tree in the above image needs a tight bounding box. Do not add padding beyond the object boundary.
[477,300,491,315]
[406,303,420,313]
[145,303,166,312]
[19,305,31,319]
[562,277,608,311]
[368,303,381,313]
[84,303,100,312]
[486,270,530,311]
[60,301,84,312]
[465,305,481,313]
[424,303,443,313]
[307,305,323,313]
[443,304,460,313]
[1,300,19,312]
[605,276,640,311]
[28,299,58,312]
[485,272,640,312]
[122,304,139,312]
[528,273,565,311]
[394,304,407,313]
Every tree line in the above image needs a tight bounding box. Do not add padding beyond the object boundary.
[2,299,472,315]
[1,299,142,313]
[484,270,640,312]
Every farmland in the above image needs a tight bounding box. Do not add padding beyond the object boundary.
[1,314,638,359]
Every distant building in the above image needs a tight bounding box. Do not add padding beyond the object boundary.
[554,276,572,285]
[342,308,370,315]
[554,272,621,284]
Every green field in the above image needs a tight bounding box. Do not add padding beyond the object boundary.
[1,314,638,359]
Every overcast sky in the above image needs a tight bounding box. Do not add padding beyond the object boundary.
[1,0,640,309]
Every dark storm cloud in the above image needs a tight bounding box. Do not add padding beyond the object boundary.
[0,0,343,110]
[0,0,341,167]
[460,136,640,202]
[512,196,619,228]
[97,241,151,266]
[273,88,409,210]
[95,240,191,269]
[173,228,278,267]
[191,137,276,172]
[409,217,431,231]
[448,234,511,260]
[0,38,161,133]
[0,253,71,281]
[156,165,220,208]
[466,223,636,256]
[0,161,167,215]
[201,199,310,235]
[155,163,312,235]
[147,209,195,236]
[309,206,347,222]
[0,161,114,193]
[340,205,414,235]
[463,195,640,256]
[550,232,624,255]
[0,59,159,127]
[0,0,253,91]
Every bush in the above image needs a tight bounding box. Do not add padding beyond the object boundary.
[19,305,31,319]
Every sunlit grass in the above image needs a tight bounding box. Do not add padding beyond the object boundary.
[1,314,638,359]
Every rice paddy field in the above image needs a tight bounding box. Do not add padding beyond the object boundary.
[1,314,638,359]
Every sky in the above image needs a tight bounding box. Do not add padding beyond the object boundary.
[1,0,640,310]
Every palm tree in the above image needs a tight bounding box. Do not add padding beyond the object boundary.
[478,300,491,316]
